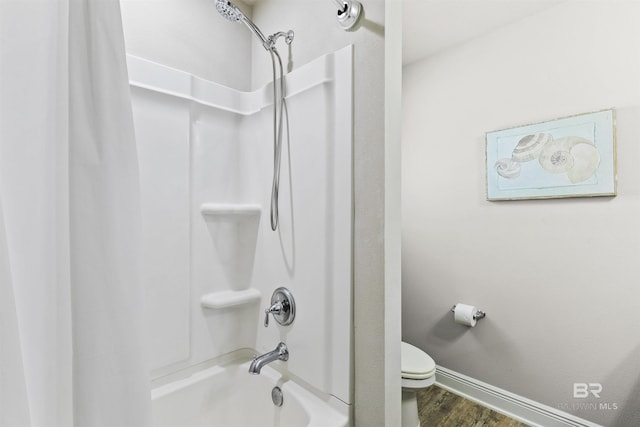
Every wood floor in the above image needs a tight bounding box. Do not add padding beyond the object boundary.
[417,386,531,427]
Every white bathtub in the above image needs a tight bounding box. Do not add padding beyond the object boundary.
[151,355,349,427]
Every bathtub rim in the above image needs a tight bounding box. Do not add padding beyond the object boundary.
[150,348,351,424]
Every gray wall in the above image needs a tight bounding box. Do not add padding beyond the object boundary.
[402,2,640,426]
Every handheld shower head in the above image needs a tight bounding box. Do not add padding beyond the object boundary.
[214,0,272,49]
[214,0,294,232]
[215,0,242,22]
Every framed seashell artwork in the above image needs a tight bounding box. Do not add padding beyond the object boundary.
[485,109,616,201]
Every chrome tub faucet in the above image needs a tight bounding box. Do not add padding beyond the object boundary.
[249,342,289,374]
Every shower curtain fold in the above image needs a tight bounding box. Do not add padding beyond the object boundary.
[0,194,31,427]
[0,1,152,426]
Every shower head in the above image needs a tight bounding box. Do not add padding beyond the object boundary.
[214,0,271,49]
[215,0,242,22]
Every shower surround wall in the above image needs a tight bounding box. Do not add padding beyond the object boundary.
[120,0,252,89]
[122,0,393,424]
[250,3,398,425]
[129,45,353,408]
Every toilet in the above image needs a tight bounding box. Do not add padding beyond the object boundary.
[401,341,436,427]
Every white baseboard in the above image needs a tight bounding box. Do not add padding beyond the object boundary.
[435,366,602,427]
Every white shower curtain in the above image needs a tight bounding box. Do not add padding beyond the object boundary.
[0,1,152,426]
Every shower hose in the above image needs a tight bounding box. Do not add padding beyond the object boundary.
[269,48,286,231]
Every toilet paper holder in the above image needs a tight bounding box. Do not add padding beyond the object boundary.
[450,304,486,321]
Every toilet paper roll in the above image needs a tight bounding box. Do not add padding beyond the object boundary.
[454,303,477,327]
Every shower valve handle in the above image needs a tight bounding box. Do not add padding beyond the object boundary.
[263,287,296,328]
[264,301,284,327]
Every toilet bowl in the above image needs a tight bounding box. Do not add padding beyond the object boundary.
[401,341,436,427]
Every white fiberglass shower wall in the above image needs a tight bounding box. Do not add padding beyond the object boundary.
[129,45,353,406]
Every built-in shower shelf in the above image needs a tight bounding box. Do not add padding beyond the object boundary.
[200,203,261,218]
[200,288,262,309]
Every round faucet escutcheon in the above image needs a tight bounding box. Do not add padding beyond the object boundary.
[264,287,296,327]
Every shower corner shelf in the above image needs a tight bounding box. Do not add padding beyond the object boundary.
[200,203,262,218]
[201,288,262,310]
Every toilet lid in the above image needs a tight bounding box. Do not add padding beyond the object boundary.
[401,341,436,380]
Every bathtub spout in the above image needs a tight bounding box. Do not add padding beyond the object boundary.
[249,342,289,374]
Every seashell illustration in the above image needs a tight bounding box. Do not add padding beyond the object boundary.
[538,136,593,174]
[494,158,521,179]
[567,142,600,183]
[543,149,575,173]
[511,133,552,162]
